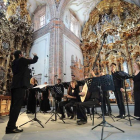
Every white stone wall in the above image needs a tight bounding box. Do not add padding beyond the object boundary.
[30,33,50,84]
[63,9,82,39]
[63,34,83,82]
[63,9,71,29]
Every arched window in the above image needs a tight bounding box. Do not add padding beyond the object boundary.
[70,12,79,37]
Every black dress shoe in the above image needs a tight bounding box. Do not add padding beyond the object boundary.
[6,128,23,134]
[60,115,65,120]
[77,120,87,125]
[116,115,121,118]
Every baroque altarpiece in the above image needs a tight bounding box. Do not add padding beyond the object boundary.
[79,0,140,102]
[0,0,32,94]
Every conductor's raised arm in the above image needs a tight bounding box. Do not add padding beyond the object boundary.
[22,53,38,66]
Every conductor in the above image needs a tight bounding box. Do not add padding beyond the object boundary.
[6,50,38,134]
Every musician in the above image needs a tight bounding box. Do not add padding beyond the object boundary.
[27,77,37,114]
[40,82,51,113]
[91,70,112,115]
[71,74,76,81]
[6,50,38,134]
[72,75,90,115]
[55,79,64,111]
[58,80,80,119]
[110,63,125,118]
[76,78,100,125]
[132,61,140,120]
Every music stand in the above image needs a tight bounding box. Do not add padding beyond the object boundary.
[19,88,44,128]
[116,71,137,126]
[91,75,124,140]
[45,86,65,124]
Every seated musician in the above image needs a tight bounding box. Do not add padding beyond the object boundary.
[76,74,100,125]
[54,79,64,111]
[58,80,80,119]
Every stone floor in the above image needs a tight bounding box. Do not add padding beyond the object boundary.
[0,105,140,140]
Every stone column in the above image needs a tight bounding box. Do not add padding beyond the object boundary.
[48,19,64,84]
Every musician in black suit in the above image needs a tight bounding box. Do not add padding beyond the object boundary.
[110,63,125,118]
[6,50,38,134]
[55,79,64,110]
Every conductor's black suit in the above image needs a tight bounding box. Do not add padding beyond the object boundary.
[6,55,38,131]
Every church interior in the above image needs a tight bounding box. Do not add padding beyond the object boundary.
[0,0,140,140]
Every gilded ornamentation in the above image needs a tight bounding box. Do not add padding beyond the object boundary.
[80,0,140,103]
[81,0,140,77]
[0,1,33,94]
[6,0,31,24]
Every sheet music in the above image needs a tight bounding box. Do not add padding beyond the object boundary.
[33,84,53,89]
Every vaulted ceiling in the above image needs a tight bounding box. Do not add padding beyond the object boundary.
[27,0,140,25]
[68,0,140,25]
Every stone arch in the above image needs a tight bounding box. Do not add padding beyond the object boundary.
[58,0,71,20]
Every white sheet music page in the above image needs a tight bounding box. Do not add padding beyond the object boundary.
[33,84,51,89]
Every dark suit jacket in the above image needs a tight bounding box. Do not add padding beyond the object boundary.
[11,56,38,89]
[112,71,124,90]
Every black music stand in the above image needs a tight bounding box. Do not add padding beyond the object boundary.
[45,86,65,124]
[19,88,44,128]
[91,75,124,140]
[116,71,137,126]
